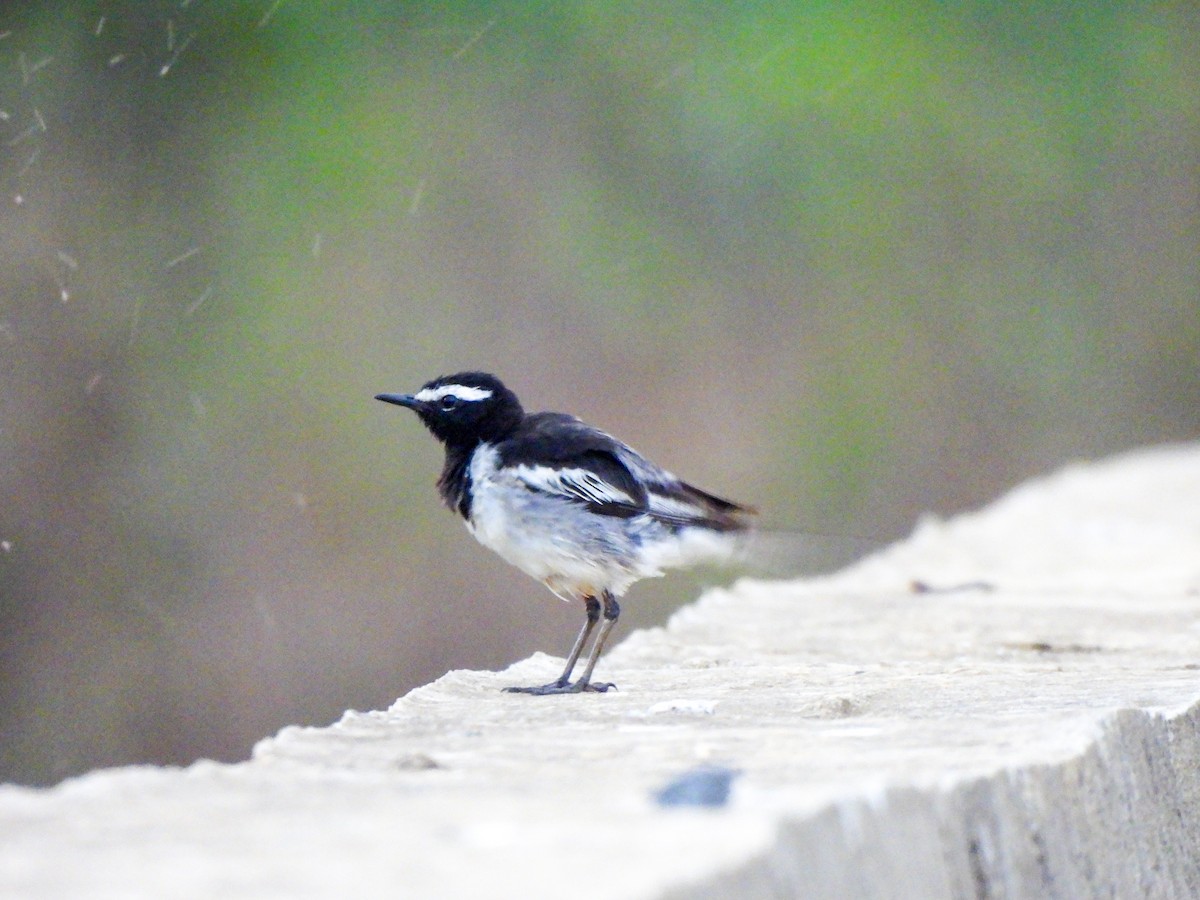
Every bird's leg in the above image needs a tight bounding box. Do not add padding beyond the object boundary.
[569,591,620,693]
[553,595,601,685]
[503,595,601,695]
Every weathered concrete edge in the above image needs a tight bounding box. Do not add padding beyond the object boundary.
[3,443,1197,900]
[663,699,1200,899]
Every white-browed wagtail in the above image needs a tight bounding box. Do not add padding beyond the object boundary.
[376,372,754,694]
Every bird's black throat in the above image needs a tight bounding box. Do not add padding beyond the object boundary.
[436,443,476,520]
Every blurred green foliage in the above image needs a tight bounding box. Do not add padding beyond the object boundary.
[0,1,1196,784]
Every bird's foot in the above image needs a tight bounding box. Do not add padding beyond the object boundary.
[503,679,616,695]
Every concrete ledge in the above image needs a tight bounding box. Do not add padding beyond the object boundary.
[2,444,1199,898]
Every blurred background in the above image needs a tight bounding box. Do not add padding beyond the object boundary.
[1,1,1196,786]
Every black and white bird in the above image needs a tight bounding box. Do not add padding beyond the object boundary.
[375,371,754,695]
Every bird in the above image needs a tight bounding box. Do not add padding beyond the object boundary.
[375,371,755,695]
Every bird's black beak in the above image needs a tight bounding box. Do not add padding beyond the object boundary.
[375,393,422,410]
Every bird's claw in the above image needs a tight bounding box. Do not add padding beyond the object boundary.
[503,680,617,695]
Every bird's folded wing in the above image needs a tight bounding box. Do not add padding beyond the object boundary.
[500,412,752,530]
[509,456,647,519]
[511,455,752,532]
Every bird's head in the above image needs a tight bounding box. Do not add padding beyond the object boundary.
[376,371,524,448]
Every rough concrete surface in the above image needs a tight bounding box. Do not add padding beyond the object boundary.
[2,443,1199,899]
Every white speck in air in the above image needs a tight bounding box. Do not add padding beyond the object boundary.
[159,32,193,76]
[185,284,213,317]
[17,148,41,177]
[164,245,201,268]
[257,0,287,29]
[409,178,427,216]
[7,122,42,146]
[85,373,103,394]
[452,18,496,59]
[28,56,54,78]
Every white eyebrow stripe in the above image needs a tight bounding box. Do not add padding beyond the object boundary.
[414,384,494,403]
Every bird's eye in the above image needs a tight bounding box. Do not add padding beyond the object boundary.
[439,395,460,411]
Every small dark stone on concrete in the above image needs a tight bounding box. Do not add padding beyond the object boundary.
[653,766,739,808]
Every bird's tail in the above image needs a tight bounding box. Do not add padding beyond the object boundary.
[649,523,881,581]
[725,527,884,579]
